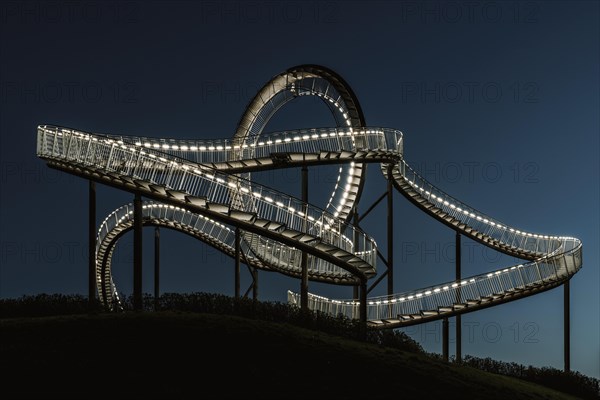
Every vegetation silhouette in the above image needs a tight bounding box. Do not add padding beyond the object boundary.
[1,293,598,399]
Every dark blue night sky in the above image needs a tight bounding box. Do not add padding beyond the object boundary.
[1,1,598,378]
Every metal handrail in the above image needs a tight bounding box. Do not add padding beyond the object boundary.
[37,122,582,325]
[38,125,409,304]
[37,125,384,269]
[393,160,565,257]
[289,238,581,322]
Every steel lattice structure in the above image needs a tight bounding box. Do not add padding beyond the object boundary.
[36,65,582,340]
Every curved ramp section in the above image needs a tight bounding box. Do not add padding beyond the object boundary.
[90,126,402,306]
[290,236,580,328]
[290,161,582,328]
[387,160,563,260]
[96,201,270,306]
[37,126,385,291]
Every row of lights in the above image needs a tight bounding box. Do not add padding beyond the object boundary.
[99,202,234,243]
[51,125,573,295]
[44,122,564,255]
[405,178,566,241]
[44,126,381,250]
[304,259,541,308]
[49,124,384,251]
[44,126,575,313]
[133,128,389,152]
[44,126,576,259]
[303,88,359,221]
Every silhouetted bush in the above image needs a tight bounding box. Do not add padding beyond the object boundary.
[460,355,600,399]
[367,329,425,354]
[0,292,422,354]
[3,292,597,400]
[0,294,99,317]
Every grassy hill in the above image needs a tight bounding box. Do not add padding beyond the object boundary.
[0,311,583,399]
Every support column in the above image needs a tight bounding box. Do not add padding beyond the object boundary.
[353,209,360,300]
[359,279,367,339]
[300,165,309,311]
[154,227,160,311]
[564,280,570,372]
[387,165,394,296]
[442,317,449,362]
[133,193,143,311]
[252,267,258,301]
[235,227,240,299]
[88,180,96,311]
[456,232,462,363]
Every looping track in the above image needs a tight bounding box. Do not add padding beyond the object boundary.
[37,65,582,329]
